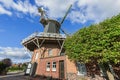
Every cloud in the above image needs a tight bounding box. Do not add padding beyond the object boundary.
[35,0,76,19]
[75,0,120,23]
[35,0,120,23]
[0,5,12,16]
[0,0,38,17]
[69,11,86,23]
[0,46,31,63]
[0,0,120,24]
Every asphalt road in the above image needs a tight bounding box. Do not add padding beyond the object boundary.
[0,72,30,80]
[0,72,47,80]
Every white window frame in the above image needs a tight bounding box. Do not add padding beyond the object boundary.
[25,63,32,74]
[48,49,53,56]
[46,62,50,71]
[35,52,38,61]
[77,62,87,76]
[52,62,56,71]
[27,63,32,68]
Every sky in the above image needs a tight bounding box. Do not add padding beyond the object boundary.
[0,0,120,63]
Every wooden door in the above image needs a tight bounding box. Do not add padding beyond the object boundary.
[59,60,65,79]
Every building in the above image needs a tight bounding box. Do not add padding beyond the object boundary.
[22,32,83,79]
[21,7,88,80]
[21,26,87,80]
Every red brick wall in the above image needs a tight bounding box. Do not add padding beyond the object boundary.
[31,43,78,79]
[31,49,39,63]
[32,43,62,76]
[66,56,77,73]
[36,56,66,79]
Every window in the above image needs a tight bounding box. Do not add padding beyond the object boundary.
[27,63,32,68]
[77,62,87,75]
[35,52,38,60]
[25,63,32,74]
[46,62,50,71]
[60,49,65,56]
[48,49,53,56]
[52,62,56,71]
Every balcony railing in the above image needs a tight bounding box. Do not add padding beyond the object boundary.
[21,32,66,44]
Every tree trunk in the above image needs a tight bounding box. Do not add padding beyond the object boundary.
[106,70,115,80]
[98,62,116,80]
[105,63,115,80]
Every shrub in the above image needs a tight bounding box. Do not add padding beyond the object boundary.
[0,58,12,75]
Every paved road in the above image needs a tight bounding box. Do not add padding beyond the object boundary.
[0,72,30,80]
[0,72,47,80]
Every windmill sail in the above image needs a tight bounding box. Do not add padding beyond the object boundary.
[60,4,72,24]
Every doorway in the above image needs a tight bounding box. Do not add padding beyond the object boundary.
[59,60,65,79]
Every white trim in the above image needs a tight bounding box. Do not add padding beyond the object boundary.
[21,32,66,44]
[48,49,53,56]
[46,62,50,71]
[52,62,56,71]
[35,52,39,61]
[27,63,32,68]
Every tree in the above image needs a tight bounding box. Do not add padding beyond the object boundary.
[2,58,12,68]
[64,14,120,79]
[65,14,120,63]
[0,58,12,75]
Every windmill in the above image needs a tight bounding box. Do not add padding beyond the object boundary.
[22,4,72,77]
[38,4,72,36]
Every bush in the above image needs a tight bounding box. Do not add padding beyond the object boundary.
[2,58,12,68]
[8,66,24,72]
[8,63,27,72]
[0,58,12,75]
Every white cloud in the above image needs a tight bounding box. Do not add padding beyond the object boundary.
[13,0,37,16]
[35,0,76,19]
[0,46,31,63]
[35,0,120,23]
[72,0,120,23]
[69,11,86,23]
[0,5,12,16]
[12,58,30,63]
[0,0,38,17]
[0,0,120,23]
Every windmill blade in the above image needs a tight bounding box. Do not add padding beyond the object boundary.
[60,4,72,24]
[60,28,69,36]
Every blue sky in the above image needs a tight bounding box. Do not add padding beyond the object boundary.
[0,0,120,63]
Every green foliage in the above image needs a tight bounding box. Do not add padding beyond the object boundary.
[0,61,7,74]
[2,58,12,67]
[0,61,5,73]
[8,66,24,72]
[8,63,27,72]
[0,58,12,74]
[64,14,120,64]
